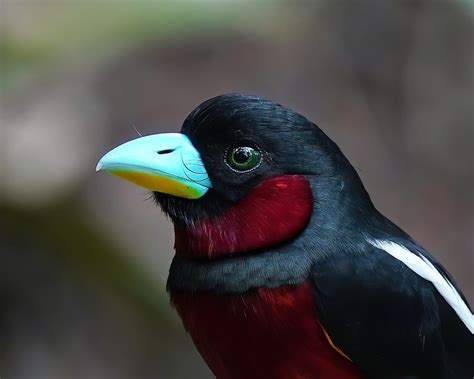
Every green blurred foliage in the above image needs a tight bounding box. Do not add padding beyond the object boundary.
[0,200,168,321]
[1,1,276,85]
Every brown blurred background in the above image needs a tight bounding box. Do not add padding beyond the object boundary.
[1,1,473,378]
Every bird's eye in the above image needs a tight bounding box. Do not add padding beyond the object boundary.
[225,146,262,172]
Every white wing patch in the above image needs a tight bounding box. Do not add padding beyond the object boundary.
[369,239,474,334]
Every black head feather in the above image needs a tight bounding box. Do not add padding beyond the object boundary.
[154,93,373,224]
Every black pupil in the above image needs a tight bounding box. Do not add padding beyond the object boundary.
[233,147,252,164]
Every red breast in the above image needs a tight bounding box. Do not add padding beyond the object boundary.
[171,282,364,379]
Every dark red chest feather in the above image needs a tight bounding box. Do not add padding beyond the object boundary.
[174,175,313,259]
[171,175,364,378]
[171,283,364,379]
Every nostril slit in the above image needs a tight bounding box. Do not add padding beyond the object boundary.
[157,149,175,155]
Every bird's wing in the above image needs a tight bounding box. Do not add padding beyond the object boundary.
[310,240,474,379]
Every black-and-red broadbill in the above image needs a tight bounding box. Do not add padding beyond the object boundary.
[97,94,473,379]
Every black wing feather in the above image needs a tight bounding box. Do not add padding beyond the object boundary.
[310,243,473,379]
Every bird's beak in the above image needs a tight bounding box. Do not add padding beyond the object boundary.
[96,133,211,199]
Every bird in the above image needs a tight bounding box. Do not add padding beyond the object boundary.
[97,94,473,379]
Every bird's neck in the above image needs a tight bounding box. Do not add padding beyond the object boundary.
[174,175,313,260]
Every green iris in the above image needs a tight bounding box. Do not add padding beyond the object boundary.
[226,146,262,172]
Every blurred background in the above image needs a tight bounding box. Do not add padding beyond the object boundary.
[1,0,473,378]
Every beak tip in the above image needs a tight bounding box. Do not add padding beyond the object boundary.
[96,161,104,172]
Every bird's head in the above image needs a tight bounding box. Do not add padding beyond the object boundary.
[97,94,373,259]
